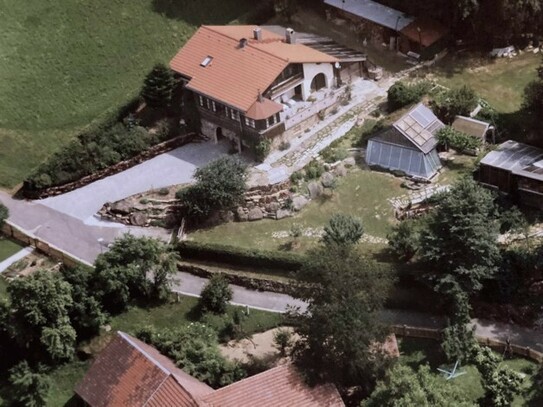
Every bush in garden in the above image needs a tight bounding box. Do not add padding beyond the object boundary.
[387,219,421,262]
[436,126,482,152]
[387,81,431,112]
[254,139,271,163]
[199,274,233,314]
[322,214,364,248]
[431,85,478,123]
[0,203,8,227]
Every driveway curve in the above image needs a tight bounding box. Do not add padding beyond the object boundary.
[39,140,231,224]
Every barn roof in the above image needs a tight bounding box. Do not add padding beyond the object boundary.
[480,140,543,182]
[324,0,413,31]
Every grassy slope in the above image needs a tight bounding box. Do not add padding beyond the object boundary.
[399,337,542,406]
[430,52,540,113]
[0,238,22,261]
[0,0,252,188]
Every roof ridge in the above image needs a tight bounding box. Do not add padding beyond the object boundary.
[118,332,170,375]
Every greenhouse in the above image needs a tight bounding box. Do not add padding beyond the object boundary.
[366,103,444,180]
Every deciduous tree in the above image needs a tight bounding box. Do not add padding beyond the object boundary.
[289,246,394,389]
[199,274,232,314]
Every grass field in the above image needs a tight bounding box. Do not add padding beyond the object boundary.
[0,237,22,261]
[428,52,540,113]
[399,337,542,406]
[0,0,254,188]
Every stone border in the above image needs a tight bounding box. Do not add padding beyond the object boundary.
[23,133,196,199]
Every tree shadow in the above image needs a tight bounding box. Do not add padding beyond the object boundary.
[151,0,253,25]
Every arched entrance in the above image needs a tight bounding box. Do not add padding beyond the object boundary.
[310,73,327,92]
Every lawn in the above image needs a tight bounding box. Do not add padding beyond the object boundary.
[399,337,542,406]
[428,52,540,113]
[0,0,254,188]
[191,168,402,252]
[0,276,7,301]
[0,237,22,261]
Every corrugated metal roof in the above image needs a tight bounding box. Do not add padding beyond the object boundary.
[324,0,413,31]
[480,140,543,181]
[452,115,490,139]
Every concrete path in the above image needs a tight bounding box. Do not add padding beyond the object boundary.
[0,246,33,273]
[39,140,230,224]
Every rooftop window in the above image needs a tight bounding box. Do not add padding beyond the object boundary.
[200,56,213,67]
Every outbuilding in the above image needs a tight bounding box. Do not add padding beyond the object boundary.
[366,103,444,180]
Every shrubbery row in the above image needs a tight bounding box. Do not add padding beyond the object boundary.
[23,96,176,192]
[178,241,303,273]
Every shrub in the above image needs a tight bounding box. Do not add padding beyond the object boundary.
[321,146,348,163]
[178,241,303,273]
[158,187,169,196]
[0,203,8,227]
[290,171,303,183]
[273,329,293,356]
[254,139,271,163]
[322,214,364,247]
[279,140,291,151]
[387,219,421,262]
[304,160,324,180]
[431,85,478,123]
[177,156,247,219]
[141,63,174,108]
[199,275,233,314]
[9,361,50,407]
[436,126,481,152]
[387,81,431,112]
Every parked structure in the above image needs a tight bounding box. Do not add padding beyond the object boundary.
[324,0,448,59]
[75,331,345,406]
[366,103,444,179]
[170,25,366,154]
[477,140,543,209]
[452,115,494,144]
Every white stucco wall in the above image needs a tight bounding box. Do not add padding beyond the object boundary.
[301,63,335,100]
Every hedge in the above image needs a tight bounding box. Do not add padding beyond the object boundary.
[178,241,303,274]
[22,95,176,193]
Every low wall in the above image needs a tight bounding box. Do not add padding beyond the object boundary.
[391,325,543,364]
[1,221,92,269]
[23,133,195,199]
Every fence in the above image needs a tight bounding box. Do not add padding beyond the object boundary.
[391,324,543,364]
[1,221,92,269]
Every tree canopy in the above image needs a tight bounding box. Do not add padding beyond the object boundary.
[177,156,247,219]
[362,364,476,407]
[141,63,175,108]
[199,274,233,314]
[9,361,50,407]
[322,213,364,248]
[290,246,394,388]
[419,177,501,295]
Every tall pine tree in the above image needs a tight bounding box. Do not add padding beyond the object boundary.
[141,63,174,108]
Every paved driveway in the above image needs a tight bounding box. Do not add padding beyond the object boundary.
[39,140,231,224]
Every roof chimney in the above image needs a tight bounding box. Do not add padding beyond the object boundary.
[239,38,248,48]
[253,27,262,41]
[286,28,295,44]
[257,90,263,103]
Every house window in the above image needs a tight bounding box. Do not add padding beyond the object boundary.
[267,115,277,127]
[205,99,211,110]
[230,109,240,121]
[198,95,204,107]
[245,117,256,128]
[211,101,217,112]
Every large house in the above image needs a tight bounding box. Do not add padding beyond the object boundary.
[477,140,543,209]
[366,103,444,180]
[75,331,345,407]
[169,25,366,153]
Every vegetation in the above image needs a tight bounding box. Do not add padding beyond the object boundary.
[141,64,174,108]
[436,126,482,152]
[254,139,271,163]
[0,204,8,227]
[0,0,255,188]
[322,213,364,248]
[418,177,501,295]
[177,156,247,219]
[273,328,293,356]
[387,219,422,262]
[522,58,543,137]
[431,85,479,123]
[8,361,50,407]
[199,274,233,314]
[387,81,431,112]
[136,324,245,388]
[7,271,76,363]
[0,238,22,262]
[363,364,476,407]
[289,246,394,390]
[94,235,179,312]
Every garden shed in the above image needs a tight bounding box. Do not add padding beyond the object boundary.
[452,115,494,143]
[366,103,444,180]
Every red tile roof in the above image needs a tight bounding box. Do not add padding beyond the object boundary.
[74,332,213,407]
[76,332,345,407]
[170,25,337,114]
[202,364,344,407]
[246,97,284,120]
